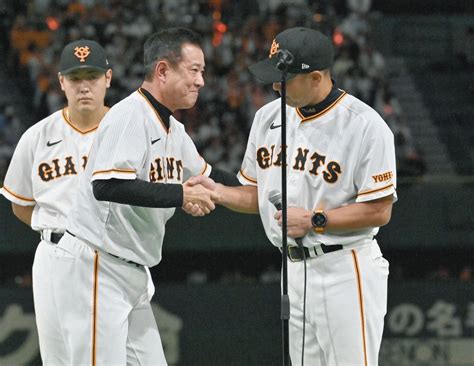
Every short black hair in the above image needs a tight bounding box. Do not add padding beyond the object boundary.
[143,27,202,81]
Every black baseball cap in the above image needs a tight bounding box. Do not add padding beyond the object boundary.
[59,39,110,75]
[248,27,334,84]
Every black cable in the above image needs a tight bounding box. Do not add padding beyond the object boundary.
[295,239,307,366]
[301,247,307,366]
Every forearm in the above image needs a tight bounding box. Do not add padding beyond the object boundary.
[216,184,259,214]
[326,196,393,231]
[11,203,34,226]
[93,178,183,208]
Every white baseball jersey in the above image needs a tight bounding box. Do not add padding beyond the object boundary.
[1,108,98,232]
[238,88,397,248]
[67,89,211,267]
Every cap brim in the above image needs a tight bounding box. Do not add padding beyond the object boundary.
[60,65,108,75]
[248,58,297,84]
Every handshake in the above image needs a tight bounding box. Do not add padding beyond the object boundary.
[182,175,221,216]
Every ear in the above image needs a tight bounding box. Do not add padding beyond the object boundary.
[58,72,65,91]
[310,70,323,86]
[154,60,169,82]
[105,69,113,88]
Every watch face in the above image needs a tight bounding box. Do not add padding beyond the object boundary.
[312,212,327,227]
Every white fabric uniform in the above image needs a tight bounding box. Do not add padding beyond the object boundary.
[53,89,211,365]
[1,108,99,365]
[238,89,396,365]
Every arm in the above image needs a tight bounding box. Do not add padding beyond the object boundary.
[185,175,259,214]
[93,178,219,214]
[274,195,393,238]
[11,203,34,226]
[215,184,259,214]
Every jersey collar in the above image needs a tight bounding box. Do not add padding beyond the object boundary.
[138,87,172,131]
[296,81,346,122]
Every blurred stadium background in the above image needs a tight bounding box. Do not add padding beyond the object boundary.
[0,0,473,365]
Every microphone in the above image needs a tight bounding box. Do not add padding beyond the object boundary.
[275,49,294,71]
[268,190,304,249]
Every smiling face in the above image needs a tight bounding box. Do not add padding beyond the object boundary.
[58,68,112,114]
[161,43,205,111]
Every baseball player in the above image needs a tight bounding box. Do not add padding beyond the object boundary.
[191,27,396,365]
[50,28,220,365]
[0,40,112,364]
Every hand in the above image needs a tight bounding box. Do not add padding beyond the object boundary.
[182,202,206,217]
[274,207,313,238]
[186,175,217,191]
[182,181,221,215]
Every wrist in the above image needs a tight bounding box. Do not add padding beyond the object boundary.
[311,210,328,234]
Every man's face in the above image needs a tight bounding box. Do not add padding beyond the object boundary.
[272,73,314,108]
[163,43,205,111]
[59,68,112,113]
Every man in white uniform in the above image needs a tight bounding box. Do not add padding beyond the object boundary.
[52,28,219,365]
[1,39,112,364]
[191,27,396,365]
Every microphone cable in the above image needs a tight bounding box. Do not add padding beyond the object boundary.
[295,238,307,366]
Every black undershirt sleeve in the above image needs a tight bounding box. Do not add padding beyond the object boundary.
[93,178,183,208]
[209,168,242,187]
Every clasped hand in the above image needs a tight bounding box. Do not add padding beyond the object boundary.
[274,207,313,238]
[182,176,220,216]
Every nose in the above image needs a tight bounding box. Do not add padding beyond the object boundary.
[195,73,205,88]
[78,80,91,92]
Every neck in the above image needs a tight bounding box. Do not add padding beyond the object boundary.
[141,80,174,112]
[67,106,108,130]
[310,76,333,105]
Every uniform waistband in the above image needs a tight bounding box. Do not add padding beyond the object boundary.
[287,244,343,262]
[65,230,142,268]
[41,230,64,244]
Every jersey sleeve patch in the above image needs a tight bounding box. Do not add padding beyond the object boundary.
[91,168,137,181]
[1,185,36,206]
[237,169,257,186]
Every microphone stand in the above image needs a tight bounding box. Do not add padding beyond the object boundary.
[276,49,293,366]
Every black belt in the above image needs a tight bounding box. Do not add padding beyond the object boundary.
[108,253,142,268]
[288,244,343,262]
[41,231,64,244]
[66,230,141,267]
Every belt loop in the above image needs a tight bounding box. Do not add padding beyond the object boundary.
[314,245,324,256]
[41,229,52,242]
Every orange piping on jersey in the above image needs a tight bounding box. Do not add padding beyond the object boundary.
[239,169,257,184]
[1,185,35,202]
[297,91,347,123]
[62,108,102,135]
[200,162,208,175]
[92,251,99,366]
[137,89,169,133]
[357,184,394,197]
[92,168,136,176]
[351,250,368,366]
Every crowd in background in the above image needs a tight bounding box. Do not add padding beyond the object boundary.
[0,0,425,183]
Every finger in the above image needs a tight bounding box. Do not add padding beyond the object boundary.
[207,200,216,211]
[274,211,282,220]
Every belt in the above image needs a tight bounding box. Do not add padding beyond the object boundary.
[66,230,142,267]
[41,230,64,244]
[288,244,343,262]
[108,253,142,268]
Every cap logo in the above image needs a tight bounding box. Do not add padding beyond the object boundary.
[74,46,91,63]
[268,39,280,59]
[302,63,310,69]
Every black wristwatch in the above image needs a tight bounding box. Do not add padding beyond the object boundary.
[311,210,327,234]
